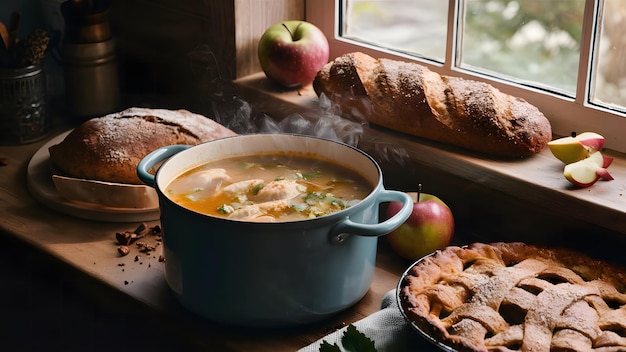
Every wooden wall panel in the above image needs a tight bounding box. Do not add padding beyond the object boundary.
[109,0,303,101]
[234,0,305,78]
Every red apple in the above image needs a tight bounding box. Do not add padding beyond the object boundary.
[258,20,329,88]
[384,188,454,261]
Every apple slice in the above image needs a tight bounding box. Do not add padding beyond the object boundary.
[548,132,605,164]
[601,154,614,169]
[577,132,605,150]
[563,151,613,188]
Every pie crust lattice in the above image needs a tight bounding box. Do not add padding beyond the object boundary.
[397,242,626,352]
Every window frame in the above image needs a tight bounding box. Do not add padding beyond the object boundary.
[305,0,626,152]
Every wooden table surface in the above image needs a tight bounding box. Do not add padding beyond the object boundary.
[0,125,425,351]
[5,103,623,350]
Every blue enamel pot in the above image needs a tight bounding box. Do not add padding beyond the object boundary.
[137,134,412,327]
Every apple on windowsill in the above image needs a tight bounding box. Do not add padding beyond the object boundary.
[257,20,329,89]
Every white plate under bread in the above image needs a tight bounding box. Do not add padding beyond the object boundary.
[27,130,160,222]
[51,174,159,209]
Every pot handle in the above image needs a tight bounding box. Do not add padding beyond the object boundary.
[329,189,413,244]
[136,145,191,187]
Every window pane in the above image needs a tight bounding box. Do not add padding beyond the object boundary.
[461,0,584,95]
[591,0,626,110]
[342,0,448,62]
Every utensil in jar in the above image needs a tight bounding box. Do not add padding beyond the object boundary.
[0,22,8,49]
[7,11,20,50]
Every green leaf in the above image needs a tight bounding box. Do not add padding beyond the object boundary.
[319,341,342,352]
[318,325,377,352]
[341,325,377,352]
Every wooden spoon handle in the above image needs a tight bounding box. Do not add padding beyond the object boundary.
[8,11,21,49]
[0,22,8,49]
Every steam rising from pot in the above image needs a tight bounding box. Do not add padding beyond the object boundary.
[206,86,365,148]
[189,45,408,166]
[255,94,365,147]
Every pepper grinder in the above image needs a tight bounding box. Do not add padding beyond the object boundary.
[61,0,120,121]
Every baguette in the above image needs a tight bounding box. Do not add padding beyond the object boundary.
[313,52,552,157]
[49,107,237,184]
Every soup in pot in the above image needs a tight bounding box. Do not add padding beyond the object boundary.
[165,153,374,222]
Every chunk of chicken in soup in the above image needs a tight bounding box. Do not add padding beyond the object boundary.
[222,179,264,195]
[228,200,292,221]
[254,180,306,202]
[166,168,230,201]
[165,154,373,222]
[224,180,306,221]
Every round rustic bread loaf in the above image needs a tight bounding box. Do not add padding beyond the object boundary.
[49,107,237,184]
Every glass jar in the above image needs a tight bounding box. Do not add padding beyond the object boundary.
[0,63,49,144]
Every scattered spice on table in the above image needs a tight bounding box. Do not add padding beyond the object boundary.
[114,222,162,257]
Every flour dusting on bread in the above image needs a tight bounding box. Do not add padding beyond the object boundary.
[49,108,237,184]
[313,52,552,157]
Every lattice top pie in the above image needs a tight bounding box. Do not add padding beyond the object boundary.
[397,242,626,352]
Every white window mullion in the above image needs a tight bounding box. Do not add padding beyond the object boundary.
[445,0,459,71]
[576,0,600,106]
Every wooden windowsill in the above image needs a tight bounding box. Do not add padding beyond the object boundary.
[235,73,626,243]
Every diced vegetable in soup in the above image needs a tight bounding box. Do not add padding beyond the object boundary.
[166,153,373,222]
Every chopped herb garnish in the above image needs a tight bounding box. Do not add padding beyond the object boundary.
[251,183,265,195]
[330,199,345,208]
[217,204,234,214]
[304,192,323,202]
[302,171,322,180]
[291,203,308,212]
